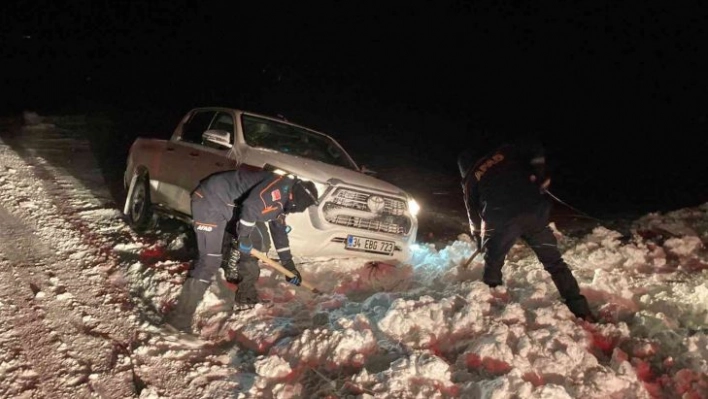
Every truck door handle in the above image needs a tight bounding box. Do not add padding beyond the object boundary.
[189,152,199,157]
[166,147,175,151]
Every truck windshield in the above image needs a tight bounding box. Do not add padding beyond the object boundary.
[241,114,359,170]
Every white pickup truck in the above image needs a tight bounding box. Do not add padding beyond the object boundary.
[123,107,420,262]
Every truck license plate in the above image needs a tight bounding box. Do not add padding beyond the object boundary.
[345,235,394,256]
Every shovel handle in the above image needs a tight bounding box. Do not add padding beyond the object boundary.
[250,249,321,294]
[462,248,482,268]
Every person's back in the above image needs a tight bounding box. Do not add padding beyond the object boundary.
[462,138,549,221]
[166,167,319,332]
[476,142,547,218]
[198,168,273,208]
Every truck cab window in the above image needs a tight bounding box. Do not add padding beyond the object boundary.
[182,111,216,144]
[210,113,235,142]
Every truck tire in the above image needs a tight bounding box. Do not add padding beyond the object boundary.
[125,171,154,232]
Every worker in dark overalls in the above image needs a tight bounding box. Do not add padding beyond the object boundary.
[459,138,596,322]
[165,168,319,333]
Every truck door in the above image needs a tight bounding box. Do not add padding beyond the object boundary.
[186,111,239,192]
[158,110,217,215]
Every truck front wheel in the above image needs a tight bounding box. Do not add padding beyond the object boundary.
[125,171,154,232]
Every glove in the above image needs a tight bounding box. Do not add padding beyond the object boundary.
[238,235,253,255]
[282,259,302,286]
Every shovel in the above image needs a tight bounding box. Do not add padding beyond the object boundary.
[250,249,322,294]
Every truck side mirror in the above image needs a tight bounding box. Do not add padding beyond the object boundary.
[202,129,232,150]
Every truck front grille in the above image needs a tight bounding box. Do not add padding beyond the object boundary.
[322,188,412,235]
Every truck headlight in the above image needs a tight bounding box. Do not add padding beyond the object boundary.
[408,198,421,216]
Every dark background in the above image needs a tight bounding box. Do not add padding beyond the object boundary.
[2,0,707,223]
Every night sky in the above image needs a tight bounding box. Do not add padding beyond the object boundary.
[2,1,707,218]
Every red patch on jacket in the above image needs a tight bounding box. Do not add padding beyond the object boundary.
[270,189,281,201]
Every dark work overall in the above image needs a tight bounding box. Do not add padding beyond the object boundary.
[464,141,592,319]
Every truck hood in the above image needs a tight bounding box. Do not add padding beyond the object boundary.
[243,147,408,196]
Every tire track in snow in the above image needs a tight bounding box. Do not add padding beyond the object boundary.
[0,203,53,264]
[0,203,79,397]
[0,121,215,398]
[0,126,142,397]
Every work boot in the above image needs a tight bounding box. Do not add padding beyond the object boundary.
[482,266,503,288]
[547,267,596,321]
[233,287,260,312]
[565,295,595,321]
[164,278,210,333]
[232,297,259,312]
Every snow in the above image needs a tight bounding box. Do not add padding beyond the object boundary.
[0,114,707,399]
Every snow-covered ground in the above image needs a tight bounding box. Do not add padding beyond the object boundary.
[0,114,707,399]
